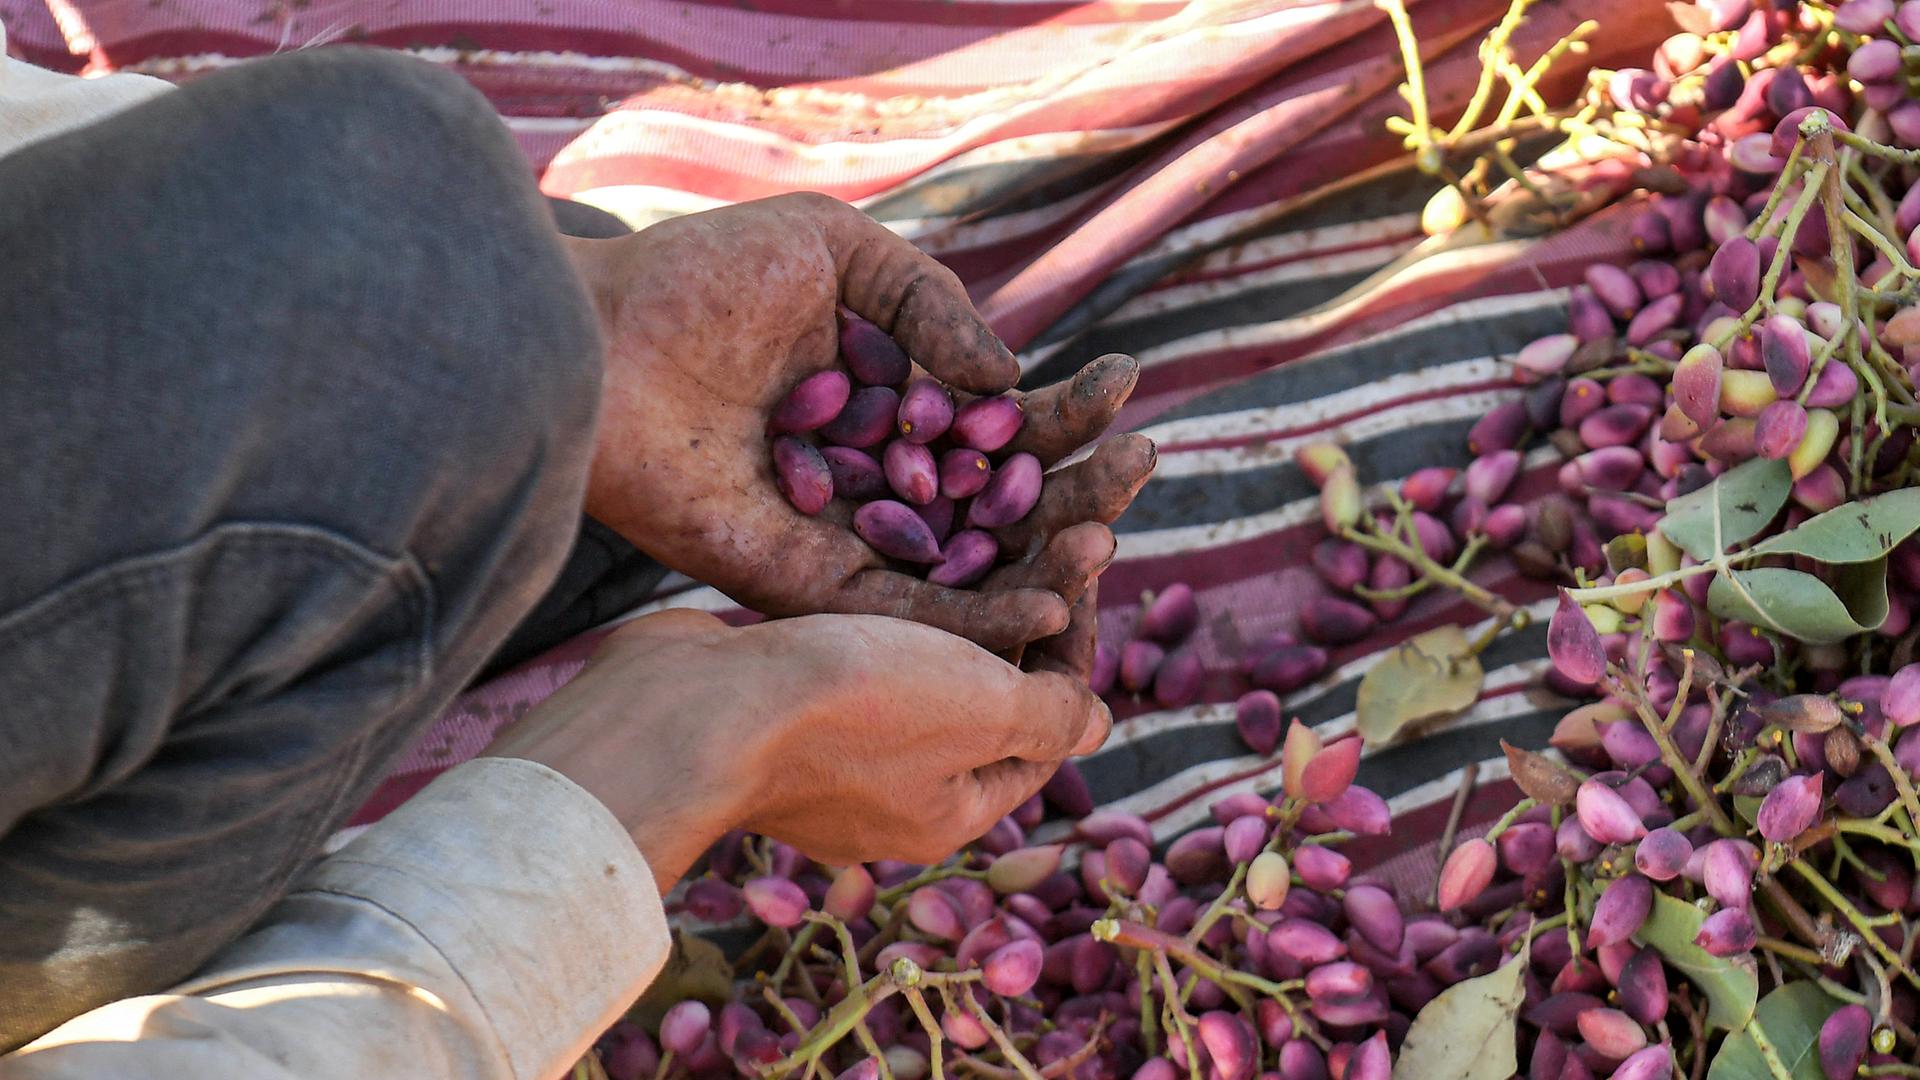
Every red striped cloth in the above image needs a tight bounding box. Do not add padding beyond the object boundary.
[11,0,1676,864]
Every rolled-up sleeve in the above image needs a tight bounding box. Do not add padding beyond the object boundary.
[0,757,668,1080]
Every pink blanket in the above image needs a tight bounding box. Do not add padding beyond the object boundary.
[10,0,1674,863]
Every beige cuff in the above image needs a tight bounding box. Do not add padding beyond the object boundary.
[4,758,668,1080]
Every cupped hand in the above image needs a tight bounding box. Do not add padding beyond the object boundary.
[564,193,1154,653]
[484,608,1112,885]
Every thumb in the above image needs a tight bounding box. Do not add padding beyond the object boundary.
[814,199,1018,394]
[990,666,1111,764]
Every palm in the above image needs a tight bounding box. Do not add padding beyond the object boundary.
[578,194,1153,655]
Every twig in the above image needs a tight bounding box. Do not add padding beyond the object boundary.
[1433,764,1480,908]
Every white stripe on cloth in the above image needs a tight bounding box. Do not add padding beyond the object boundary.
[1143,366,1517,476]
[569,124,1166,230]
[566,185,730,229]
[600,442,1554,619]
[1092,598,1559,750]
[1028,597,1562,847]
[1115,444,1557,560]
[1132,183,1417,267]
[1029,661,1555,846]
[1017,247,1557,370]
[902,183,1123,254]
[1105,242,1410,322]
[1104,215,1424,315]
[1088,654,1550,759]
[1130,240,1553,368]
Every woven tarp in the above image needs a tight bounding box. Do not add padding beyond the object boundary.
[9,0,1675,878]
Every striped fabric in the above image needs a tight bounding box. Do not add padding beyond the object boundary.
[8,0,1675,868]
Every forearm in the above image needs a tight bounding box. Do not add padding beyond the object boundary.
[480,607,750,891]
[0,759,667,1080]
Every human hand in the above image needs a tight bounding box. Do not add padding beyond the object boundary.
[484,608,1111,885]
[563,193,1154,653]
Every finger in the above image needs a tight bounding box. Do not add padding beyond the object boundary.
[991,434,1157,560]
[831,570,1070,653]
[970,757,1066,821]
[812,197,1018,394]
[984,666,1108,764]
[981,522,1115,608]
[1005,354,1141,465]
[1027,579,1101,697]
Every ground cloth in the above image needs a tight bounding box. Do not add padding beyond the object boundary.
[9,0,1679,892]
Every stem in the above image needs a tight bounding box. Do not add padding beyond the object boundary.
[1756,936,1827,966]
[855,1022,895,1080]
[1836,818,1920,855]
[1376,0,1433,168]
[1433,764,1479,908]
[877,865,987,907]
[1619,675,1836,953]
[1186,860,1251,947]
[765,987,810,1035]
[773,924,823,989]
[956,990,1044,1080]
[1444,0,1530,140]
[1134,951,1160,1058]
[903,990,945,1080]
[1677,990,1706,1080]
[1746,143,1807,242]
[1846,205,1917,275]
[1815,133,1857,421]
[1838,129,1920,165]
[1567,560,1715,604]
[1692,692,1728,777]
[1788,861,1915,983]
[1034,1017,1108,1080]
[1620,678,1735,834]
[1153,953,1202,1080]
[1483,797,1540,843]
[1097,918,1311,1026]
[1343,524,1516,620]
[856,904,905,968]
[1524,911,1570,942]
[1746,1011,1798,1080]
[1864,733,1920,829]
[954,1018,1111,1080]
[761,972,901,1078]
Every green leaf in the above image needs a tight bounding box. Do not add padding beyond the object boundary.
[1633,893,1759,1031]
[1356,625,1485,745]
[1746,488,1920,563]
[1658,457,1792,561]
[1392,928,1528,1080]
[1707,561,1890,644]
[1707,982,1842,1080]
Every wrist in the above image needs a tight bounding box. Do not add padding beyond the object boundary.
[480,618,767,889]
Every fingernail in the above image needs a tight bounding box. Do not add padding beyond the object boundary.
[1046,597,1073,637]
[1134,436,1159,476]
[1075,700,1113,755]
